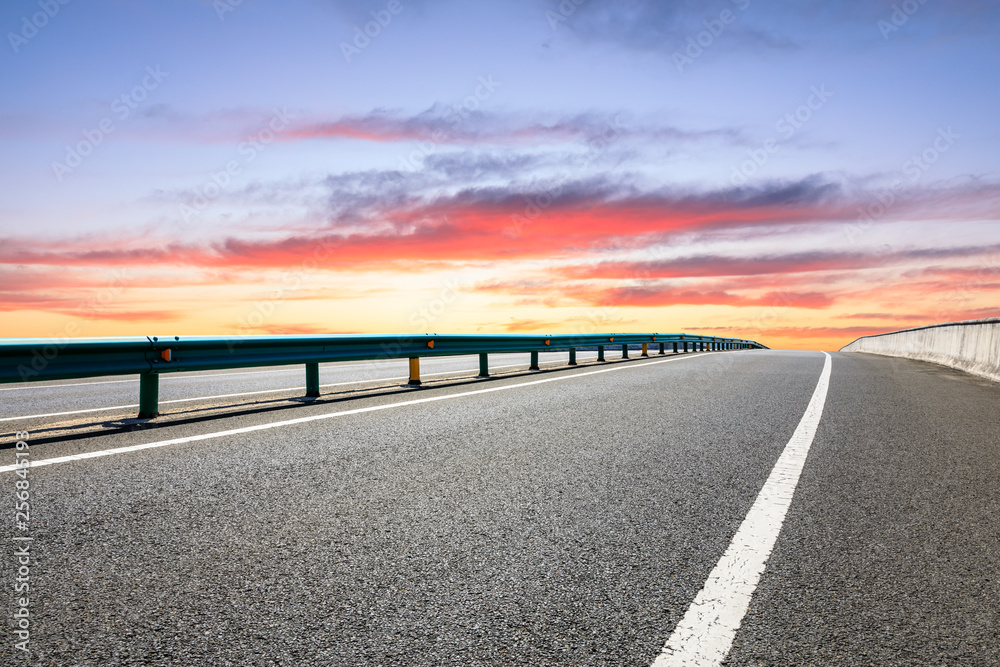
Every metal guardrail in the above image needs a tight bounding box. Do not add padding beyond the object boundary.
[0,332,768,418]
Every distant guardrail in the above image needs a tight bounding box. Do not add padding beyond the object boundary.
[840,317,1000,383]
[0,332,767,418]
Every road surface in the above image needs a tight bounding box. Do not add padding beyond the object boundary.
[1,349,996,665]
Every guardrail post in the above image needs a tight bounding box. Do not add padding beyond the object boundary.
[672,342,678,354]
[568,348,577,365]
[659,342,665,355]
[641,343,649,357]
[529,351,540,370]
[408,357,421,385]
[305,362,320,397]
[597,345,605,361]
[622,344,629,359]
[138,373,159,419]
[479,353,490,377]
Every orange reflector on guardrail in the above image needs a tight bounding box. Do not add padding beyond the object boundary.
[427,340,434,349]
[160,349,172,362]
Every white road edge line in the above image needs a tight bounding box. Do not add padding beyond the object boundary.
[0,364,375,390]
[0,358,599,422]
[651,351,832,667]
[0,352,712,473]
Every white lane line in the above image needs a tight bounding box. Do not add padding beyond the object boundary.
[0,404,144,422]
[0,378,138,391]
[0,352,709,473]
[0,363,387,391]
[652,351,832,667]
[0,358,600,422]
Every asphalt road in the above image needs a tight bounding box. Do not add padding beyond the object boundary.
[0,350,996,665]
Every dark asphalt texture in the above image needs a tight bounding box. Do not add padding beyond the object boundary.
[0,350,996,665]
[725,353,1000,666]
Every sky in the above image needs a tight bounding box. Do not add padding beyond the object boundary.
[1,0,998,351]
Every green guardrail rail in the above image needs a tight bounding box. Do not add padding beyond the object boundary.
[0,332,768,419]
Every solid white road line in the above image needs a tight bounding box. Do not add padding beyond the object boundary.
[651,351,832,667]
[0,366,353,391]
[0,358,598,422]
[0,352,708,473]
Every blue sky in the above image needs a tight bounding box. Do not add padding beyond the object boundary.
[1,0,998,349]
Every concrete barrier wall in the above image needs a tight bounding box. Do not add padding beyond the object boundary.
[840,317,1000,382]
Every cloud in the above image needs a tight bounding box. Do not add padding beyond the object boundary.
[474,276,837,310]
[562,243,1000,280]
[500,318,565,332]
[281,108,742,147]
[0,290,182,322]
[6,173,999,275]
[546,0,800,55]
[546,0,1000,57]
[256,323,350,335]
[601,285,835,309]
[838,312,931,321]
[837,308,1000,323]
